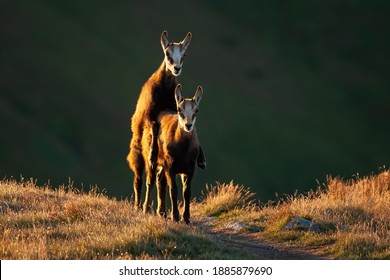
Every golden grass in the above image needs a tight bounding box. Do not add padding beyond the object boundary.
[200,170,389,259]
[0,178,250,260]
[194,181,255,217]
[1,170,389,259]
[266,171,390,259]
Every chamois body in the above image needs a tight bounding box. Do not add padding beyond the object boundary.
[127,31,201,210]
[158,113,200,175]
[155,85,203,224]
[128,60,177,209]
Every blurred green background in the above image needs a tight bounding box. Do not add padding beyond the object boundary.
[1,0,389,201]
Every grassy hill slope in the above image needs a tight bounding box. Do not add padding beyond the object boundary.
[0,178,251,259]
[1,169,388,259]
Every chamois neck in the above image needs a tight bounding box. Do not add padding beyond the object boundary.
[174,121,193,141]
[159,60,177,90]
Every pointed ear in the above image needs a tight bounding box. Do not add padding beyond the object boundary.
[181,32,192,50]
[175,84,184,105]
[161,31,169,50]
[193,86,203,105]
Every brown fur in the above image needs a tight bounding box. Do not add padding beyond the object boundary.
[127,32,205,212]
[154,86,202,224]
[127,60,177,209]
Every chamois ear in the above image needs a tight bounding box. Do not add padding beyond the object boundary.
[175,84,184,105]
[161,30,169,50]
[193,86,203,105]
[181,32,192,50]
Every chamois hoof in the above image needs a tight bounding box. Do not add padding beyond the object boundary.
[172,214,180,223]
[183,212,190,224]
[134,204,142,211]
[197,161,206,169]
[143,205,154,214]
[157,210,167,219]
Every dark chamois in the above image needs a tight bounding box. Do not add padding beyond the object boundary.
[127,31,206,211]
[155,84,203,224]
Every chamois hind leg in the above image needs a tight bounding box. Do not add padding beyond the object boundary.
[128,146,145,210]
[166,169,180,222]
[197,146,206,169]
[129,156,144,209]
[148,121,159,169]
[156,167,167,218]
[181,173,193,224]
[142,125,157,213]
[143,164,156,213]
[144,165,156,213]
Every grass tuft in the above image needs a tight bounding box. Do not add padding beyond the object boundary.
[195,181,255,217]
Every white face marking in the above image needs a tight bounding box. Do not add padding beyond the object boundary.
[178,100,198,133]
[160,31,191,77]
[175,85,203,133]
[165,44,185,76]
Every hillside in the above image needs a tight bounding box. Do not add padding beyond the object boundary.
[1,1,389,200]
[1,170,389,259]
[0,178,251,259]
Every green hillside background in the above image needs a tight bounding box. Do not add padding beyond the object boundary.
[1,0,389,200]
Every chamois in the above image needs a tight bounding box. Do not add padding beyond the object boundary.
[127,31,206,210]
[155,84,203,224]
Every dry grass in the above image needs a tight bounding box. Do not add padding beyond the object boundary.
[194,181,255,217]
[1,170,389,259]
[200,170,389,259]
[265,170,390,259]
[0,178,249,260]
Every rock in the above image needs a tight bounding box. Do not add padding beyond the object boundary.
[202,217,217,222]
[225,221,247,232]
[283,217,322,233]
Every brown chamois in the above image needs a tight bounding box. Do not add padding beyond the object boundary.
[127,31,206,211]
[155,84,203,224]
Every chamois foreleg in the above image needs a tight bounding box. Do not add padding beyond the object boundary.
[181,172,193,224]
[197,146,206,169]
[166,169,180,222]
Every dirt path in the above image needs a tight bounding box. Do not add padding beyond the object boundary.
[193,219,329,260]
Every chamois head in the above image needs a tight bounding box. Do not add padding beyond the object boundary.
[161,31,192,76]
[175,84,203,133]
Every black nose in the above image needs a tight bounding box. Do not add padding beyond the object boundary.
[174,66,181,72]
[185,124,192,130]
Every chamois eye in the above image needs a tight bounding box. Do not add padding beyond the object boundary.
[179,113,185,119]
[166,53,173,63]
